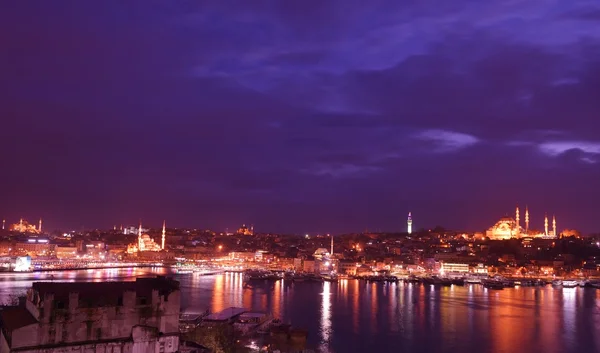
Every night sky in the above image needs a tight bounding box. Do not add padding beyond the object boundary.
[1,2,600,234]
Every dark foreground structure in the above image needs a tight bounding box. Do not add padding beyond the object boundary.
[0,277,181,353]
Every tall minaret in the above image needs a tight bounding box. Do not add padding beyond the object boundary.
[515,206,520,235]
[553,215,557,238]
[38,218,42,233]
[525,206,529,233]
[161,220,166,250]
[19,218,23,232]
[138,222,143,251]
[2,219,4,230]
[407,212,412,234]
[330,234,334,256]
[544,214,548,236]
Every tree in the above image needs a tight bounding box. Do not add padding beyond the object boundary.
[184,324,237,353]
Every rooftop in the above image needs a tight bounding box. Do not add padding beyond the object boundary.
[238,312,268,319]
[30,276,179,306]
[204,307,246,321]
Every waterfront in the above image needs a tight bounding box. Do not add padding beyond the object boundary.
[1,268,600,353]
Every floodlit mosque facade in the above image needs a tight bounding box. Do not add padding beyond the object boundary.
[126,221,166,254]
[486,206,558,240]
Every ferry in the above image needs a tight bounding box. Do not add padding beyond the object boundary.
[322,274,339,282]
[562,280,579,288]
[483,279,505,290]
[244,270,280,281]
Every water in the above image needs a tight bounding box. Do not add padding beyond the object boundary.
[1,268,600,353]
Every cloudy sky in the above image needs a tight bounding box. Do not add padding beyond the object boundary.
[1,1,599,233]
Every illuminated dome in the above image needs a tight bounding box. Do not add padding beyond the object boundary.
[486,216,522,240]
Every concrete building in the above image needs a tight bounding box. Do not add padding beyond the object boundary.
[0,276,181,353]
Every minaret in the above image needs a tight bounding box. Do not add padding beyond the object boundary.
[525,206,529,233]
[138,222,143,251]
[515,206,520,235]
[19,218,23,232]
[2,219,4,230]
[330,234,334,256]
[544,214,548,236]
[38,218,42,233]
[407,212,412,234]
[553,215,557,238]
[161,220,166,250]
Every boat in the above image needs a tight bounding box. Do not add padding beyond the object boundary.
[551,279,563,287]
[292,273,307,282]
[422,276,441,285]
[562,280,579,288]
[305,274,324,282]
[175,268,194,274]
[322,274,338,282]
[451,278,465,286]
[244,270,280,281]
[440,278,453,287]
[483,280,504,290]
[384,276,399,283]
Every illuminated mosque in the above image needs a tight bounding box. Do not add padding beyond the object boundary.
[126,221,166,254]
[486,206,558,240]
[8,218,42,234]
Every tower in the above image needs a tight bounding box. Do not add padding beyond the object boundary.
[19,218,23,232]
[38,218,42,233]
[407,212,412,234]
[544,214,548,236]
[553,215,556,238]
[525,206,529,233]
[138,222,143,252]
[330,234,333,256]
[2,219,4,230]
[515,206,520,235]
[161,220,166,250]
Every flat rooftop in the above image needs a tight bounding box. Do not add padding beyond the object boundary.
[30,276,179,306]
[238,312,267,319]
[204,307,247,321]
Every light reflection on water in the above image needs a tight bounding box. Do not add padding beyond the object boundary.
[1,269,600,353]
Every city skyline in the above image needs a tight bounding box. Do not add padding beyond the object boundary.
[0,205,583,236]
[2,2,600,233]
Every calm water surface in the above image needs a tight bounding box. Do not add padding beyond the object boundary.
[1,268,599,353]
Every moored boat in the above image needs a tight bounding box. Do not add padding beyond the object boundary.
[483,279,504,290]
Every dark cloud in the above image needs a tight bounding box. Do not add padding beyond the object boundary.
[0,1,599,233]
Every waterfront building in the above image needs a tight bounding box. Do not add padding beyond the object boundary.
[0,277,180,353]
[440,262,469,275]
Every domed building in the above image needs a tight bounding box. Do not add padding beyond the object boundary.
[486,216,522,240]
[486,206,558,240]
[127,222,166,254]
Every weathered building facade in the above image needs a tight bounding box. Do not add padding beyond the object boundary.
[0,276,180,353]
